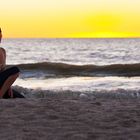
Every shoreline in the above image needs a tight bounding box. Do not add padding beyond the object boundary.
[13,85,140,100]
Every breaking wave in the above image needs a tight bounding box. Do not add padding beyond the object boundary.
[8,62,140,77]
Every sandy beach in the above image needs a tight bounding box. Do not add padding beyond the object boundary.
[0,95,140,140]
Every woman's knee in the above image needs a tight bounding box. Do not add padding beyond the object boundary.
[6,73,19,82]
[12,72,19,78]
[10,66,20,74]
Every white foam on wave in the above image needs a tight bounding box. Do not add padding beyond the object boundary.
[14,76,140,91]
[12,76,140,99]
[13,85,140,99]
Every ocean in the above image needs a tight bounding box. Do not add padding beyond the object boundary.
[1,38,140,98]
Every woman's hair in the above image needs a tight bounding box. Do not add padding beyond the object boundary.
[0,28,2,43]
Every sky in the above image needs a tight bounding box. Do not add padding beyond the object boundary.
[1,0,140,38]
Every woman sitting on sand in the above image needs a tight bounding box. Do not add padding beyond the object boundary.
[0,28,23,98]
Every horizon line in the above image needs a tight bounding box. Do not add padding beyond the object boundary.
[3,37,140,39]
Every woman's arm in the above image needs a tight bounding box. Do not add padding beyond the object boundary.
[0,48,6,71]
[1,48,6,64]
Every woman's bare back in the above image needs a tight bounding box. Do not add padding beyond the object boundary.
[0,47,6,71]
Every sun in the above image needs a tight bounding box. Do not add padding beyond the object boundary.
[71,13,140,38]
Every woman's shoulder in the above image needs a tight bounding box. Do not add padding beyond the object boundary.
[0,47,6,53]
[0,47,5,51]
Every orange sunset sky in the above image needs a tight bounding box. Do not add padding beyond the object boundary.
[1,0,140,38]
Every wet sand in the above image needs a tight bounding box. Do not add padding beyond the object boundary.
[0,96,140,140]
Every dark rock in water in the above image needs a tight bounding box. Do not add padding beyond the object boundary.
[12,89,25,98]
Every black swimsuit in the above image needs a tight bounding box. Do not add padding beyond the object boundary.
[0,66,24,98]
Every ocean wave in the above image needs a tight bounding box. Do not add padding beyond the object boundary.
[13,85,140,99]
[8,62,140,77]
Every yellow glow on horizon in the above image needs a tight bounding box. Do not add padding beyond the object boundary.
[72,32,140,38]
[1,0,140,38]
